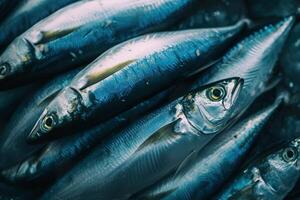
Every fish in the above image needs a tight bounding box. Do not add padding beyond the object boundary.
[177,0,247,30]
[0,0,198,86]
[214,138,300,200]
[134,96,282,200]
[0,67,81,171]
[3,16,293,185]
[1,87,174,184]
[0,0,80,50]
[26,21,246,142]
[39,76,244,200]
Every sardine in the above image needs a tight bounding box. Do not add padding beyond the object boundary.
[0,0,80,50]
[39,77,243,200]
[215,138,300,200]
[0,68,81,170]
[1,88,174,183]
[27,21,245,142]
[134,97,281,200]
[0,0,197,86]
[3,17,293,184]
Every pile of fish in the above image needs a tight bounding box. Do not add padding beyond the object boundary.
[0,0,300,199]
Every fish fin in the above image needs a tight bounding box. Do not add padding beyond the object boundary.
[37,90,61,107]
[80,59,136,90]
[34,27,80,44]
[173,149,198,178]
[134,120,179,154]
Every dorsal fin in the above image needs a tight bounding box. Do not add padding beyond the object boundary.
[37,89,61,107]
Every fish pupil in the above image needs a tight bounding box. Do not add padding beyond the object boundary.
[286,149,295,159]
[212,88,222,98]
[45,117,53,127]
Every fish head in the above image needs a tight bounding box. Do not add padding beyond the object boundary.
[262,138,300,194]
[27,87,84,142]
[182,77,243,134]
[0,38,35,80]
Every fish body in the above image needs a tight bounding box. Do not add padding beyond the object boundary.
[215,138,300,200]
[0,0,80,50]
[187,16,294,123]
[136,98,281,200]
[27,21,245,142]
[0,68,81,170]
[1,88,173,183]
[0,0,196,86]
[3,17,294,184]
[39,77,244,200]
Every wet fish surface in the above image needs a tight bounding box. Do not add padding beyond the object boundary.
[26,21,245,142]
[0,68,81,170]
[0,0,197,86]
[0,0,80,50]
[134,97,281,200]
[39,77,244,200]
[2,16,293,185]
[215,138,300,200]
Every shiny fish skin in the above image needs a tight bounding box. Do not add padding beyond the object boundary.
[4,17,292,184]
[0,68,81,170]
[188,16,294,123]
[0,0,80,50]
[27,21,245,142]
[135,98,281,200]
[215,138,300,200]
[0,0,196,86]
[39,77,243,200]
[1,88,174,183]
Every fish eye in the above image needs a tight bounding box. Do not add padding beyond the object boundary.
[206,86,226,102]
[282,147,298,162]
[0,63,10,76]
[40,114,56,132]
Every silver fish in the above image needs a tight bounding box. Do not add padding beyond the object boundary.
[26,21,245,142]
[39,77,243,200]
[134,96,281,200]
[0,0,80,50]
[215,138,300,200]
[0,68,81,170]
[2,17,293,185]
[0,0,196,86]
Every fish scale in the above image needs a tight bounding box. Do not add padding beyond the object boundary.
[0,0,197,86]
